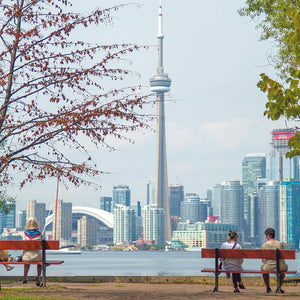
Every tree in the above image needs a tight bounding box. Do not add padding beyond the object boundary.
[240,2,300,158]
[239,0,300,77]
[0,0,150,189]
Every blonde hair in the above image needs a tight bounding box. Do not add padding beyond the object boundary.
[25,217,39,230]
[226,230,238,242]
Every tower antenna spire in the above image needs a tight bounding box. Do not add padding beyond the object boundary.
[149,0,172,241]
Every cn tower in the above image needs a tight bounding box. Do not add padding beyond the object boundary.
[149,0,172,241]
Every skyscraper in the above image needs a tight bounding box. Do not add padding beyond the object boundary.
[113,204,136,244]
[142,204,165,245]
[149,0,172,241]
[100,196,112,212]
[77,216,97,246]
[169,183,184,217]
[257,181,280,243]
[26,200,46,232]
[219,180,244,232]
[0,201,16,234]
[280,180,300,248]
[16,210,26,230]
[270,128,299,181]
[242,153,266,237]
[112,185,131,209]
[180,193,207,223]
[52,200,72,245]
[146,180,155,205]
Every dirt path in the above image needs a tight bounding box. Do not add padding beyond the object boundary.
[1,282,300,299]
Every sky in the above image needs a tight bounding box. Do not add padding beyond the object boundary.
[11,0,290,211]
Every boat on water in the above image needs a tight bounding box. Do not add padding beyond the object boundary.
[47,247,81,255]
[184,247,202,252]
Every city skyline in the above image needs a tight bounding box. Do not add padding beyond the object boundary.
[8,0,291,212]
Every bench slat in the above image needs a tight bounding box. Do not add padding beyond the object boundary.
[0,240,59,250]
[201,248,295,259]
[201,268,297,274]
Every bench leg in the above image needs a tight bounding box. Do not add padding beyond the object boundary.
[213,248,219,292]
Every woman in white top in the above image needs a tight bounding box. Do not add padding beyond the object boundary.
[22,218,43,287]
[220,230,245,293]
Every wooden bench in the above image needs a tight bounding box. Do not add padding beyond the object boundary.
[0,240,64,288]
[201,248,297,293]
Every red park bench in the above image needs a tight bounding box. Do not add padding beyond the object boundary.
[0,240,64,289]
[201,248,296,294]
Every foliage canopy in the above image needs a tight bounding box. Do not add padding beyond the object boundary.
[240,1,300,157]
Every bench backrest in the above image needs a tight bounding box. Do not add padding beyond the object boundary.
[202,248,295,260]
[0,240,59,250]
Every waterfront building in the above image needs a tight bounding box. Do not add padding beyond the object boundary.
[26,200,46,232]
[100,196,112,213]
[149,0,172,241]
[270,128,299,181]
[170,215,181,233]
[180,193,207,223]
[169,183,184,217]
[52,200,72,245]
[146,179,155,205]
[219,180,244,232]
[257,181,280,243]
[113,204,136,244]
[112,185,131,209]
[16,210,26,230]
[172,222,240,248]
[206,189,213,216]
[0,201,16,234]
[131,201,141,217]
[211,184,222,217]
[142,204,165,245]
[242,153,266,237]
[77,216,97,246]
[248,192,259,243]
[280,180,300,248]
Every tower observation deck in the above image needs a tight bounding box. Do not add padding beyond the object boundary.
[150,0,172,242]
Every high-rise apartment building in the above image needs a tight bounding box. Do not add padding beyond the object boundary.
[242,153,266,236]
[52,200,72,246]
[100,196,112,213]
[16,210,26,230]
[270,129,299,181]
[219,180,244,232]
[280,180,300,248]
[180,193,207,223]
[142,204,165,245]
[169,183,184,217]
[77,216,97,246]
[113,204,136,244]
[112,185,131,209]
[26,200,46,232]
[257,181,280,243]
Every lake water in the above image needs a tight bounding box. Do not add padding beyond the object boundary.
[5,251,300,277]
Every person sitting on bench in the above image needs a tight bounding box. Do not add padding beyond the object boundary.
[261,228,288,294]
[220,230,245,293]
[22,218,43,287]
[0,250,14,271]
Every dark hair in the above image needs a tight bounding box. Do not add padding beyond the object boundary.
[226,230,238,242]
[264,228,275,239]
